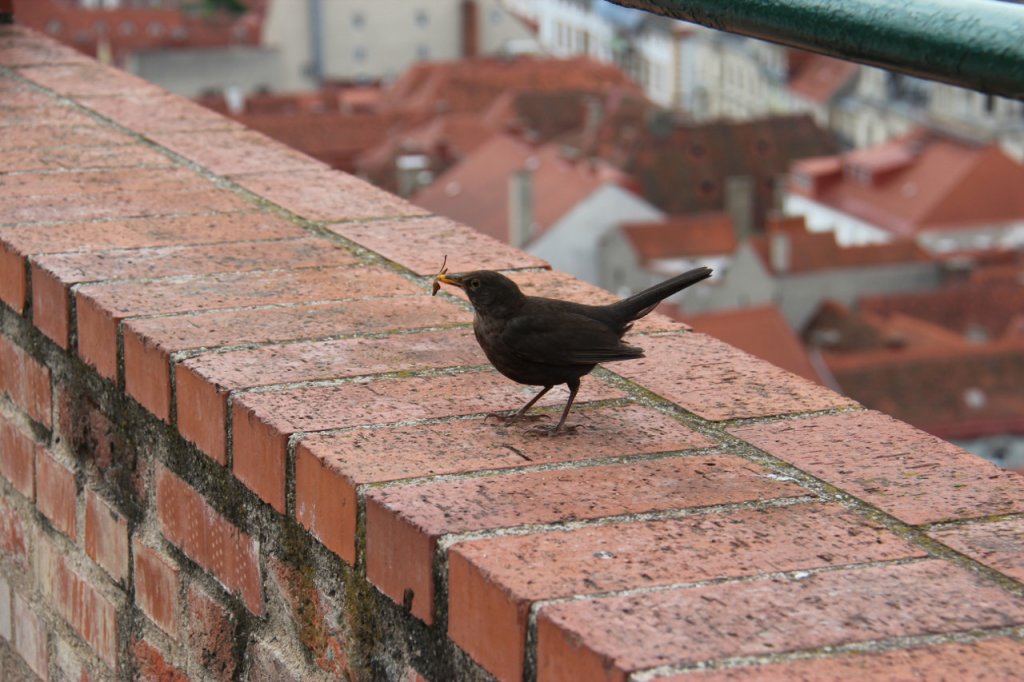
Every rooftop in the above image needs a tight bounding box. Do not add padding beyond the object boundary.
[2,24,1024,682]
[790,132,1024,236]
[621,211,738,260]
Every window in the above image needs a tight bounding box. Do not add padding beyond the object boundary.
[415,9,429,27]
[353,46,367,63]
[416,44,430,60]
[352,12,365,29]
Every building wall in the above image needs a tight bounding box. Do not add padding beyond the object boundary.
[784,194,893,246]
[128,45,283,97]
[529,184,664,287]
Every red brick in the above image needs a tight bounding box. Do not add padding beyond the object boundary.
[132,639,188,682]
[653,637,1024,681]
[729,411,1024,524]
[366,454,807,623]
[1,212,303,257]
[267,556,348,677]
[230,167,428,221]
[186,583,238,680]
[78,265,419,381]
[124,295,470,420]
[930,517,1024,582]
[134,543,180,636]
[535,559,1024,682]
[449,502,923,682]
[0,414,36,499]
[328,215,547,276]
[21,62,165,98]
[0,334,52,427]
[0,122,131,154]
[0,166,214,198]
[0,185,251,225]
[149,129,326,176]
[237,371,620,443]
[32,236,355,349]
[0,103,97,129]
[80,90,246,134]
[0,144,175,174]
[612,333,856,420]
[0,240,27,311]
[0,495,30,571]
[230,329,485,503]
[37,535,119,667]
[0,575,9,642]
[13,593,48,681]
[155,464,262,614]
[296,404,714,564]
[84,490,128,583]
[36,448,76,539]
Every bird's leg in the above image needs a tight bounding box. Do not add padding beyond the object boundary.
[485,385,553,424]
[528,379,582,436]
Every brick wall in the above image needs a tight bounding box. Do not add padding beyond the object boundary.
[2,25,1024,682]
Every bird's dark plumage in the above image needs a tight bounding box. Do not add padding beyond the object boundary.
[438,266,712,433]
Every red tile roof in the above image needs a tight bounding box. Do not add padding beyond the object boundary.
[411,133,632,243]
[790,132,1024,236]
[750,216,931,274]
[621,212,737,261]
[859,265,1024,340]
[788,52,859,104]
[18,0,265,63]
[378,56,642,118]
[678,305,823,384]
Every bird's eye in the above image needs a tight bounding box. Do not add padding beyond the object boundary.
[469,279,481,290]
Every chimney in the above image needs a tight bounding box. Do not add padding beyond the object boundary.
[725,175,755,241]
[770,232,791,274]
[461,0,479,59]
[1,0,14,24]
[508,170,534,248]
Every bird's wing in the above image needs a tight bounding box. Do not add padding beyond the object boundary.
[502,312,643,366]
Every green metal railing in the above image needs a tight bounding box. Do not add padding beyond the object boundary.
[608,0,1024,99]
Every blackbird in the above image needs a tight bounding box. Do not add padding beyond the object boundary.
[436,266,712,434]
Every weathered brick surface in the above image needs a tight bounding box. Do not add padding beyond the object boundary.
[296,405,715,563]
[79,264,411,380]
[6,25,1024,682]
[37,535,119,667]
[134,543,181,636]
[84,489,128,583]
[328,215,548,276]
[155,464,262,614]
[124,295,469,420]
[535,559,1024,682]
[186,582,239,680]
[12,593,48,681]
[449,502,924,682]
[231,167,428,222]
[0,335,51,426]
[930,517,1024,582]
[148,129,326,176]
[132,638,188,682]
[612,333,857,420]
[0,496,29,572]
[0,415,36,500]
[730,411,1024,524]
[366,455,807,623]
[35,448,76,539]
[652,637,1024,681]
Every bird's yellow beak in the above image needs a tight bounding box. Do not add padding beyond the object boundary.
[436,273,464,288]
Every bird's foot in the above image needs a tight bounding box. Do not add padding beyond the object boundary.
[484,412,551,425]
[524,423,582,437]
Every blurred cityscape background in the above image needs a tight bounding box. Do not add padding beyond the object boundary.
[17,0,1024,472]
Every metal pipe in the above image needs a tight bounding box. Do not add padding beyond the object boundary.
[606,0,1024,99]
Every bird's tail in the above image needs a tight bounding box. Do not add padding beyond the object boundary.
[611,266,713,322]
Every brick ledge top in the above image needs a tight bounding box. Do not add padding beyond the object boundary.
[3,25,1024,682]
